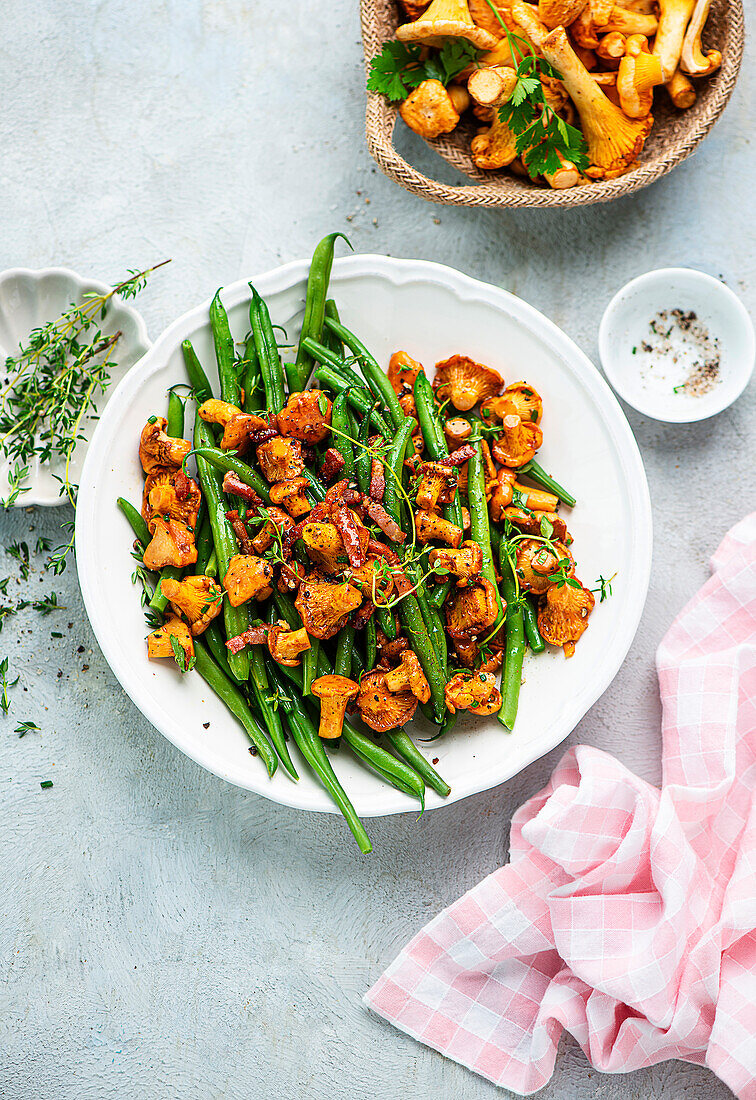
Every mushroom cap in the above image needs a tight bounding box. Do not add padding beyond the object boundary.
[346,557,394,604]
[143,517,198,571]
[399,79,461,141]
[445,578,499,640]
[515,539,573,595]
[444,417,473,450]
[396,0,498,49]
[471,113,519,171]
[147,615,194,661]
[399,650,431,703]
[256,437,304,483]
[301,518,370,575]
[490,416,543,467]
[500,507,570,543]
[483,383,543,426]
[269,477,312,517]
[538,577,595,652]
[139,417,191,474]
[295,572,364,641]
[223,554,274,606]
[388,351,425,394]
[143,467,201,531]
[267,622,311,667]
[429,540,483,586]
[357,670,418,733]
[433,355,503,412]
[311,674,360,703]
[277,391,332,443]
[161,575,224,636]
[444,670,502,716]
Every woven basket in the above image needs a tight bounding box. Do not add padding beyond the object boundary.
[361,0,744,208]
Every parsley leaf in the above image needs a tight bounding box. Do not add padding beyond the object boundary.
[368,39,481,102]
[367,42,423,102]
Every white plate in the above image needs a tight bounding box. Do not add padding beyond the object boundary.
[0,267,151,505]
[76,256,652,817]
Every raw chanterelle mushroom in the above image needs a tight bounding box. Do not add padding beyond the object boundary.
[540,26,653,179]
[396,0,499,51]
[617,35,664,118]
[680,0,721,77]
[311,675,360,739]
[400,80,461,140]
[357,669,419,732]
[433,355,503,412]
[652,0,695,83]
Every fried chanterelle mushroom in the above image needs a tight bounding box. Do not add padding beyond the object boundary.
[147,616,194,663]
[445,671,502,716]
[161,575,224,635]
[538,578,595,656]
[139,417,191,474]
[223,554,274,606]
[277,391,332,443]
[295,573,363,641]
[311,675,360,739]
[433,355,503,412]
[357,669,419,732]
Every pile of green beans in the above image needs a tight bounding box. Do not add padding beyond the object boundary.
[119,234,582,852]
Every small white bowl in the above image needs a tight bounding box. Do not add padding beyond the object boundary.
[598,268,755,423]
[0,267,151,506]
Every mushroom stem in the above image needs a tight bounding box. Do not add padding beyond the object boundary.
[665,66,697,108]
[680,0,721,76]
[653,0,695,83]
[468,65,517,108]
[311,675,360,739]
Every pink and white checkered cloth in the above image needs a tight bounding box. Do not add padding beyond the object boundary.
[366,514,756,1097]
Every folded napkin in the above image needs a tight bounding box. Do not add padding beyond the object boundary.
[366,514,756,1098]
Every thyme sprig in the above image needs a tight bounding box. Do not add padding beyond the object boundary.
[0,261,170,569]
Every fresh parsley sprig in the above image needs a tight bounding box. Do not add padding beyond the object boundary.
[367,39,481,102]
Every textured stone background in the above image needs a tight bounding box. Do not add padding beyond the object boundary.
[0,2,753,1098]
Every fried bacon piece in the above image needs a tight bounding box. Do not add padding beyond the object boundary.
[320,447,346,483]
[332,505,367,569]
[221,471,263,505]
[361,498,406,543]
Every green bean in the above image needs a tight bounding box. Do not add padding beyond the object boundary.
[404,559,447,676]
[334,627,356,678]
[398,595,446,724]
[182,339,213,404]
[301,467,326,504]
[195,512,214,574]
[191,447,271,504]
[291,232,350,392]
[210,290,240,407]
[364,616,377,671]
[428,579,451,611]
[205,549,218,578]
[240,335,263,413]
[341,722,424,806]
[323,318,407,430]
[248,644,298,779]
[249,285,285,413]
[194,640,276,776]
[498,541,525,730]
[523,595,545,653]
[354,414,372,494]
[374,605,396,641]
[490,525,501,556]
[117,497,150,548]
[323,299,343,357]
[272,591,298,630]
[383,418,415,530]
[313,366,391,439]
[384,729,451,798]
[266,660,371,853]
[203,620,234,679]
[468,426,504,632]
[166,389,185,437]
[350,645,365,678]
[302,337,367,392]
[330,391,355,479]
[517,459,576,508]
[194,420,249,681]
[149,566,182,613]
[413,373,464,529]
[303,637,319,696]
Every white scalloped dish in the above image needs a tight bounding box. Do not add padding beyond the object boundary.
[75,256,652,817]
[0,267,151,506]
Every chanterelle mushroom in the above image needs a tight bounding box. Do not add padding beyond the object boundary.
[538,577,595,656]
[445,578,500,640]
[256,436,305,483]
[400,79,461,140]
[617,35,664,118]
[147,615,194,663]
[198,399,266,451]
[515,539,573,595]
[445,670,502,716]
[433,355,503,412]
[680,0,721,77]
[384,650,431,703]
[301,519,370,575]
[653,0,695,82]
[139,417,191,474]
[269,477,312,518]
[396,0,498,50]
[416,461,458,512]
[415,510,464,548]
[142,467,201,530]
[429,541,483,587]
[267,621,311,667]
[161,575,224,635]
[540,26,652,179]
[357,669,418,732]
[482,382,543,426]
[277,391,332,443]
[143,517,198,571]
[295,572,363,641]
[311,675,360,739]
[388,351,425,394]
[490,413,543,467]
[223,554,274,606]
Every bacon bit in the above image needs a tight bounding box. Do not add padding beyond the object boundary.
[173,468,193,501]
[320,448,346,483]
[351,598,375,631]
[362,498,406,542]
[325,480,361,506]
[225,509,256,556]
[222,471,263,505]
[370,459,385,501]
[226,624,269,654]
[442,444,476,467]
[333,505,367,569]
[248,426,279,446]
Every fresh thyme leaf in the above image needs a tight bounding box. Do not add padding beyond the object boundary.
[0,656,19,715]
[15,720,40,738]
[539,515,554,539]
[169,633,195,674]
[32,592,64,616]
[592,572,616,602]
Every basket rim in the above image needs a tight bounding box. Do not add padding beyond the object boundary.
[360,0,745,209]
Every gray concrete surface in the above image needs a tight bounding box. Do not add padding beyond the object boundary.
[0,1,752,1097]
